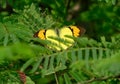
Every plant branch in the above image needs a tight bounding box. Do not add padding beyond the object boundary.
[79,74,120,84]
[54,72,59,84]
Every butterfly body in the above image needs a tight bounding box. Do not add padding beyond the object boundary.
[34,26,85,51]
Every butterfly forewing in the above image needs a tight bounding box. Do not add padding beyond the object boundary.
[59,27,75,50]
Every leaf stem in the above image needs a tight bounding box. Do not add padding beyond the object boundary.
[54,72,59,84]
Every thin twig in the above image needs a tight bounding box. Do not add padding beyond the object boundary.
[54,72,59,84]
[79,74,120,84]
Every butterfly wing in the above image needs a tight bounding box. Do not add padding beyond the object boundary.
[59,27,74,50]
[45,29,61,50]
[34,26,85,51]
[69,26,86,37]
[37,29,46,40]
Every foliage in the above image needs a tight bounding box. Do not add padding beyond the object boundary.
[79,1,120,40]
[0,1,120,84]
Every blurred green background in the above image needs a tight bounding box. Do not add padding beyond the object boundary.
[0,0,120,40]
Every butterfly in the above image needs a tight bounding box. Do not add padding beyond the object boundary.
[34,26,85,51]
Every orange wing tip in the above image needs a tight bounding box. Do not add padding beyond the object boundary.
[38,29,46,40]
[33,29,46,40]
[69,25,86,37]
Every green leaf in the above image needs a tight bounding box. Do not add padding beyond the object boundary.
[85,49,90,69]
[78,49,82,60]
[71,51,76,62]
[3,33,9,46]
[69,71,82,82]
[92,48,97,60]
[98,48,103,60]
[30,57,43,73]
[64,73,72,84]
[26,76,35,84]
[43,56,49,70]
[20,58,35,72]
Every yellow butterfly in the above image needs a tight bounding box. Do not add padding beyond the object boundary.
[34,26,85,51]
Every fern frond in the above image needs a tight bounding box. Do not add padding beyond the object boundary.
[0,70,20,83]
[19,34,120,84]
[94,50,120,76]
[0,22,32,46]
[21,46,113,75]
[18,3,58,32]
